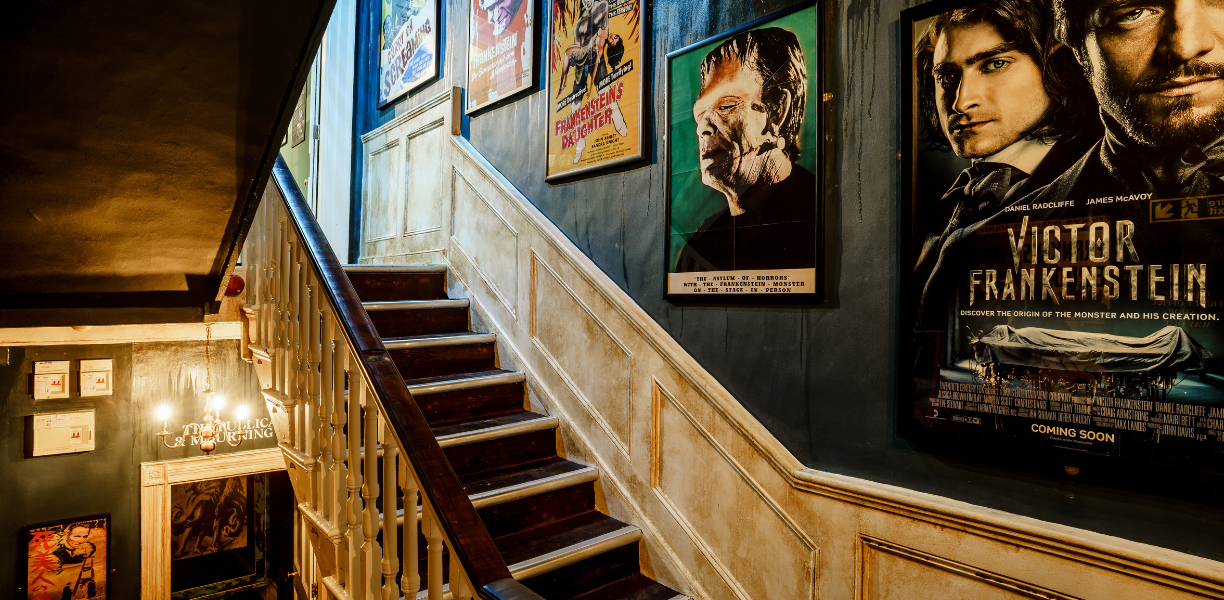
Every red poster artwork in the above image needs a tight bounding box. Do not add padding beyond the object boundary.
[24,516,108,600]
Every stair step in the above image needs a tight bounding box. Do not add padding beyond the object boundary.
[388,339,497,380]
[435,412,558,448]
[405,369,525,396]
[344,265,448,301]
[570,576,687,600]
[384,332,497,349]
[502,514,642,581]
[446,428,560,478]
[477,476,596,539]
[466,459,598,508]
[415,380,526,427]
[363,299,469,311]
[367,301,470,338]
[343,264,448,273]
[376,459,596,527]
[522,544,673,600]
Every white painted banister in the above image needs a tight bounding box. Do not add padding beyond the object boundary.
[241,157,538,600]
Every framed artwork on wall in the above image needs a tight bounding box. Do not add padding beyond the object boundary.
[899,0,1224,487]
[664,1,823,302]
[21,514,110,600]
[378,0,440,107]
[544,0,646,180]
[466,0,536,113]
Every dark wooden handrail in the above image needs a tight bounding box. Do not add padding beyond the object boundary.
[269,155,543,600]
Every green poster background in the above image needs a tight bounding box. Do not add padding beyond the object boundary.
[667,5,819,271]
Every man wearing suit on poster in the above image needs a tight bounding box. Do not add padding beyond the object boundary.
[675,27,817,273]
[912,0,1098,328]
[1032,0,1224,201]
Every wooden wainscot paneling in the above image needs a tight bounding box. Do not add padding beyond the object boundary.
[363,139,402,245]
[856,535,1080,600]
[450,167,519,318]
[652,380,816,600]
[531,251,633,455]
[140,448,285,600]
[403,117,446,238]
[360,90,454,266]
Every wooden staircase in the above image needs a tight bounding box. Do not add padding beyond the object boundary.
[347,264,682,600]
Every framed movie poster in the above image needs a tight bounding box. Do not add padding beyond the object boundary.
[664,2,822,301]
[169,474,270,599]
[21,514,109,600]
[901,0,1224,482]
[466,0,535,112]
[544,0,645,180]
[378,0,439,107]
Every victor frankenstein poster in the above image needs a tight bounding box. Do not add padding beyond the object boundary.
[545,0,645,180]
[902,0,1224,474]
[665,3,821,300]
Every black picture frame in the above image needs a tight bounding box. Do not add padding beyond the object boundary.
[376,0,442,109]
[543,0,650,182]
[663,0,824,305]
[464,0,540,114]
[18,513,110,600]
[896,0,1224,504]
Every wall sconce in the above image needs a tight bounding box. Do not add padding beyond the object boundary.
[155,325,249,454]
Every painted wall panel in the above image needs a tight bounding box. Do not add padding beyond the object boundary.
[533,256,631,450]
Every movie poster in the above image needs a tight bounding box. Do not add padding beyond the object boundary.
[23,515,108,600]
[665,3,821,300]
[379,0,438,107]
[467,0,534,112]
[545,0,644,180]
[902,0,1224,474]
[171,477,249,561]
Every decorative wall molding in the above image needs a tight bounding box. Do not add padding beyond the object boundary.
[139,448,285,600]
[360,89,1224,600]
[361,91,453,267]
[855,535,1082,600]
[0,322,241,346]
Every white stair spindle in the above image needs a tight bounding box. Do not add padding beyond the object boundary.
[362,386,383,599]
[347,359,366,600]
[424,499,443,600]
[320,306,335,525]
[400,457,421,599]
[381,424,398,600]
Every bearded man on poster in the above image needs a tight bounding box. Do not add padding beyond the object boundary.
[911,0,1098,328]
[1037,0,1224,200]
[674,27,817,273]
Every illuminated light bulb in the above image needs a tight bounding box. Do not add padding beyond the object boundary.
[235,405,250,420]
[156,405,171,421]
[211,394,226,411]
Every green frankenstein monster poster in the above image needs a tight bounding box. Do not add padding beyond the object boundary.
[665,3,821,300]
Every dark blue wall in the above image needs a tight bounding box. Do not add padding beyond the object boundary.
[355,0,1224,561]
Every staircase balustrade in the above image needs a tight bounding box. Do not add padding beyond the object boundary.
[240,156,542,600]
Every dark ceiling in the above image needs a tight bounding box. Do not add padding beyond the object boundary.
[0,0,335,327]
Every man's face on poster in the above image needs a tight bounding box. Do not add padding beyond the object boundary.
[932,23,1051,158]
[693,56,785,193]
[1081,0,1224,147]
[480,0,523,36]
[66,527,89,550]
